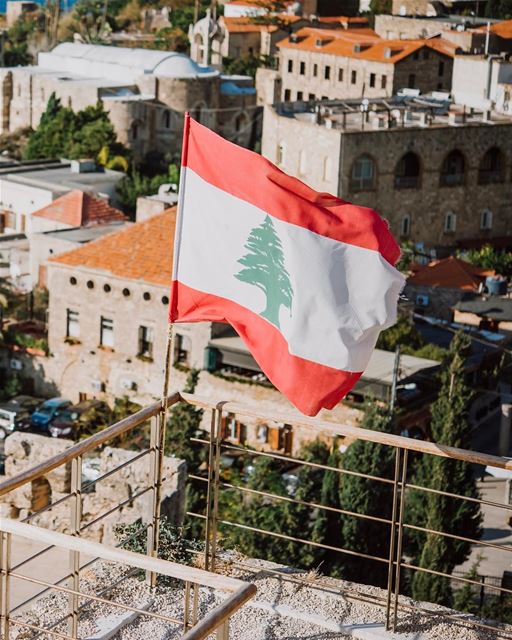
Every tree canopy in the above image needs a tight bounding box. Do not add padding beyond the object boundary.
[460,244,512,277]
[24,94,129,167]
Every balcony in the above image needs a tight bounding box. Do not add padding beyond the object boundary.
[0,393,512,639]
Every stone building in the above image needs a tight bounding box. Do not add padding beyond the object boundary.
[261,97,512,251]
[374,15,512,55]
[274,28,455,102]
[35,205,439,454]
[0,43,259,161]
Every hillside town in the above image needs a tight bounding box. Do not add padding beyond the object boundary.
[2,0,512,637]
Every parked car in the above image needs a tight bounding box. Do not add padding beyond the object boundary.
[30,398,72,434]
[0,395,43,439]
[48,400,111,440]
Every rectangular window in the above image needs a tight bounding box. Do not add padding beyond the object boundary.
[324,65,331,80]
[313,63,318,77]
[423,49,429,59]
[66,309,80,339]
[381,75,387,89]
[297,91,303,100]
[287,59,293,73]
[408,74,416,88]
[299,61,306,75]
[138,325,153,358]
[338,68,343,82]
[100,317,114,348]
[308,93,315,100]
[351,70,357,84]
[369,73,376,88]
[438,61,445,77]
[284,89,291,101]
[481,210,493,230]
[174,333,191,366]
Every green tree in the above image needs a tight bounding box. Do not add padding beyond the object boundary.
[338,404,396,588]
[116,166,179,216]
[311,445,344,576]
[281,440,331,569]
[24,94,75,160]
[166,370,206,540]
[376,314,448,361]
[224,455,290,562]
[461,244,512,277]
[369,0,392,13]
[408,333,482,606]
[453,557,481,615]
[236,215,293,328]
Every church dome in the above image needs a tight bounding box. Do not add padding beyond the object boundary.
[153,53,219,79]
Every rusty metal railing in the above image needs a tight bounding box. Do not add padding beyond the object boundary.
[3,392,512,637]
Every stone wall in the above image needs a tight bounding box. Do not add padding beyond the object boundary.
[403,284,465,321]
[0,432,186,545]
[261,106,512,249]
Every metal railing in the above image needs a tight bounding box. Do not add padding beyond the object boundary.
[182,392,512,638]
[3,392,512,637]
[0,517,256,640]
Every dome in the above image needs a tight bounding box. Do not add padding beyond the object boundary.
[153,53,219,79]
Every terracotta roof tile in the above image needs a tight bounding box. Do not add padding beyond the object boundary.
[477,19,512,38]
[408,256,494,291]
[277,28,456,62]
[49,207,176,287]
[32,190,127,227]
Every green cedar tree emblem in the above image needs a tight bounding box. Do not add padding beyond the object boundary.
[235,215,293,329]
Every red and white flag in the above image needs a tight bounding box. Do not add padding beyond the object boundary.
[169,115,404,416]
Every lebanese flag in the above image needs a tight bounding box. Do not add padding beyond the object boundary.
[169,115,404,416]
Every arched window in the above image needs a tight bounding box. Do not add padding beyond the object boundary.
[401,214,411,237]
[163,110,171,129]
[444,211,457,233]
[131,122,139,141]
[478,147,504,184]
[481,209,493,230]
[440,150,465,187]
[350,155,376,191]
[395,152,420,189]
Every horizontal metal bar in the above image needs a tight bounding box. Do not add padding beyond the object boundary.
[0,518,247,592]
[9,618,75,640]
[80,486,152,532]
[9,571,183,626]
[403,522,512,555]
[220,481,392,525]
[212,440,395,486]
[401,561,512,596]
[396,595,512,639]
[10,543,55,572]
[22,492,74,524]
[405,481,512,512]
[81,449,151,492]
[0,393,180,498]
[217,518,389,564]
[181,392,512,472]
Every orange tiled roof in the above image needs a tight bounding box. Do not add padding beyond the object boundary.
[317,15,369,26]
[277,28,457,62]
[477,19,512,38]
[49,208,177,286]
[407,256,494,291]
[32,190,127,227]
[222,14,302,32]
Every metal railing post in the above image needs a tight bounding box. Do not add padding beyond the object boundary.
[210,407,224,572]
[68,455,82,639]
[0,531,11,640]
[385,447,401,630]
[184,580,191,631]
[147,415,161,586]
[393,448,408,632]
[216,618,229,640]
[204,408,218,571]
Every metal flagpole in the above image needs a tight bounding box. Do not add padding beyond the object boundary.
[148,113,191,582]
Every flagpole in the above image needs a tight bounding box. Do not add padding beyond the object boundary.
[149,113,191,579]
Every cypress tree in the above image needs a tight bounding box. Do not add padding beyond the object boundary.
[281,439,330,569]
[338,404,396,588]
[408,333,482,606]
[311,445,344,577]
